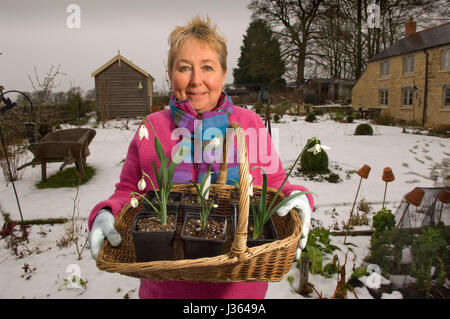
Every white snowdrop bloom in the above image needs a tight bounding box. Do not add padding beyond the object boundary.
[307,143,330,155]
[139,124,149,140]
[131,197,139,208]
[209,137,221,147]
[138,178,146,191]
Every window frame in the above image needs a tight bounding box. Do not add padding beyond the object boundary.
[442,49,450,70]
[444,86,450,108]
[380,61,390,78]
[403,55,415,75]
[402,87,414,106]
[379,88,389,106]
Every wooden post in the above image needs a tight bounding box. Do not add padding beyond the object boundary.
[344,176,363,244]
[41,161,47,182]
[382,182,388,209]
[299,256,310,295]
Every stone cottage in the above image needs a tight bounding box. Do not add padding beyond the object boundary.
[352,19,450,128]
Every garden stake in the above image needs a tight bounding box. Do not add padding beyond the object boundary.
[299,256,310,295]
[397,187,425,229]
[344,164,370,244]
[381,167,395,209]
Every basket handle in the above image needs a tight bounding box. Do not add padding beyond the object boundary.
[217,122,251,260]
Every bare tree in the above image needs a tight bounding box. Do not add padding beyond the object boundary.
[27,65,67,132]
[248,0,324,85]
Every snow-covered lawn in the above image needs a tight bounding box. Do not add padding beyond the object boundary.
[1,114,448,299]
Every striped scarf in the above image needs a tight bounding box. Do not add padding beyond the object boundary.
[170,93,239,185]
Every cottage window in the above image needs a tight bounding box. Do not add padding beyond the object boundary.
[403,56,415,75]
[402,87,414,106]
[379,89,388,106]
[442,49,450,70]
[380,61,389,77]
[444,87,450,108]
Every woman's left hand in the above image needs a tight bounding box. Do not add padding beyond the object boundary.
[276,190,312,260]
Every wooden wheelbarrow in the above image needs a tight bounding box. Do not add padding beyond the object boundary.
[18,128,96,182]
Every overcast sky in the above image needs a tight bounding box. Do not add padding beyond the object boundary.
[0,0,253,95]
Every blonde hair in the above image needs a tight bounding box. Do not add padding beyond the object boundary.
[167,16,227,74]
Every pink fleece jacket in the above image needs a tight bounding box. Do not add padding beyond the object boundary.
[88,105,313,299]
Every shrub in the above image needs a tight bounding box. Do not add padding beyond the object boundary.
[410,223,448,298]
[345,115,354,123]
[331,112,345,122]
[354,123,373,135]
[375,113,396,126]
[305,113,316,123]
[299,137,329,172]
[273,114,281,123]
[372,208,395,238]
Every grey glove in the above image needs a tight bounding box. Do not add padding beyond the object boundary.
[88,208,122,260]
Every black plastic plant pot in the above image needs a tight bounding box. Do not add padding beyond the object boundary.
[182,194,219,219]
[181,212,227,259]
[143,191,184,213]
[231,206,279,248]
[131,210,178,262]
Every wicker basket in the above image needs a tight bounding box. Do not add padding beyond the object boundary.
[96,122,302,282]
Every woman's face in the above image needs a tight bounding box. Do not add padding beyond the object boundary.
[169,37,226,114]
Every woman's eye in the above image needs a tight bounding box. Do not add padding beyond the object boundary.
[179,66,190,72]
[203,65,213,71]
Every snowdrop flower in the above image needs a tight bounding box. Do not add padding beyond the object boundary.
[139,124,149,141]
[130,196,139,208]
[138,177,146,191]
[307,141,330,155]
[209,137,221,148]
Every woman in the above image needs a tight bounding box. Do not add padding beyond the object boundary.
[88,16,313,299]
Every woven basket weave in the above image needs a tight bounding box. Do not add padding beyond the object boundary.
[96,122,302,282]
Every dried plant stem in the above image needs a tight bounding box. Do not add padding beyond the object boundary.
[71,183,88,260]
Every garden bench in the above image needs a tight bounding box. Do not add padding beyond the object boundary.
[18,128,96,182]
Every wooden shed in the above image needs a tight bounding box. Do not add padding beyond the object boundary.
[91,51,155,119]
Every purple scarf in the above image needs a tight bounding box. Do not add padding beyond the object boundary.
[169,93,239,184]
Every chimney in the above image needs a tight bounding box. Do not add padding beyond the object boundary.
[405,16,417,36]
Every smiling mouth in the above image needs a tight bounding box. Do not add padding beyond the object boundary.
[187,92,207,97]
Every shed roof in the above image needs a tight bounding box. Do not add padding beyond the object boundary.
[91,52,155,81]
[369,21,450,62]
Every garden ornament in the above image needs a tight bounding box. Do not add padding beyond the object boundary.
[397,187,425,229]
[276,190,312,260]
[382,167,395,209]
[344,164,371,244]
[89,209,122,260]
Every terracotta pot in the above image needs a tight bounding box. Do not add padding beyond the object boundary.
[356,164,371,179]
[382,167,395,182]
[437,188,450,204]
[404,187,425,207]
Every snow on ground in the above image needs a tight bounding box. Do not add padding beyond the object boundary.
[0,113,449,299]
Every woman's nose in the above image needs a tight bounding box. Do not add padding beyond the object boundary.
[190,67,202,86]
